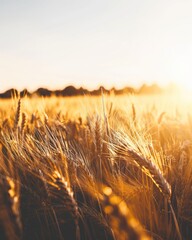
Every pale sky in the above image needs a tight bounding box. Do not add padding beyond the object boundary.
[0,0,192,91]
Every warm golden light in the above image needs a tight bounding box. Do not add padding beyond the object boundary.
[0,1,192,91]
[173,79,192,94]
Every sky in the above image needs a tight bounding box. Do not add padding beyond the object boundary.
[0,0,192,91]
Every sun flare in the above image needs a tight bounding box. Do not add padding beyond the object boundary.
[168,79,192,94]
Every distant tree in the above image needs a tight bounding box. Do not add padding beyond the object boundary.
[90,86,110,95]
[77,87,89,95]
[20,89,31,98]
[0,88,19,98]
[36,88,52,97]
[61,86,78,96]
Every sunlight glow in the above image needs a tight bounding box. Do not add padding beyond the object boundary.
[0,1,192,92]
[173,79,192,93]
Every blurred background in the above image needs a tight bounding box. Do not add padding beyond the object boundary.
[0,0,192,92]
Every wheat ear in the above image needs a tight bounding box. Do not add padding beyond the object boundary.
[50,170,80,240]
[120,148,182,239]
[101,186,151,240]
[127,149,171,198]
[21,113,27,134]
[14,99,21,129]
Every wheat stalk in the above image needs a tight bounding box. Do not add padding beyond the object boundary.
[127,149,171,198]
[157,112,166,125]
[112,143,183,239]
[112,140,171,199]
[0,175,22,240]
[14,99,21,129]
[49,170,80,240]
[132,103,136,123]
[100,186,151,240]
[21,113,27,134]
[94,115,102,156]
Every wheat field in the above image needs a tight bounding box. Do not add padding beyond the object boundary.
[0,93,192,240]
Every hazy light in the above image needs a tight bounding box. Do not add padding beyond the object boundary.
[0,0,192,91]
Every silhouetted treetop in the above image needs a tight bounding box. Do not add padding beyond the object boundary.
[0,83,167,98]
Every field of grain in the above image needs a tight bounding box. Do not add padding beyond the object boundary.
[0,93,192,240]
